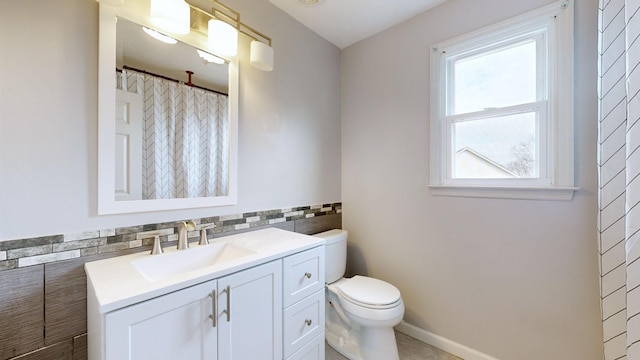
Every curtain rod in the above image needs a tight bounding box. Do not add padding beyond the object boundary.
[118,65,228,96]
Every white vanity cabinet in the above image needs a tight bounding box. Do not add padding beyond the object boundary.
[103,260,282,360]
[282,246,326,360]
[86,228,326,360]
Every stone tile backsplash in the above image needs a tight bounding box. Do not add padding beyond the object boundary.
[0,203,341,273]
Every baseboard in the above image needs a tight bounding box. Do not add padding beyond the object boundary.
[395,321,501,360]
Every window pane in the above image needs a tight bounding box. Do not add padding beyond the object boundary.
[453,112,537,179]
[451,40,537,115]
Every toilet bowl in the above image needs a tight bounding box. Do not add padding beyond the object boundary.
[315,229,405,360]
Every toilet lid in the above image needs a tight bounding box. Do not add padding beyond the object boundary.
[339,275,401,306]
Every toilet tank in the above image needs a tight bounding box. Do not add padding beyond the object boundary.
[314,229,348,284]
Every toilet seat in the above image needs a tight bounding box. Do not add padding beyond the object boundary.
[338,275,401,309]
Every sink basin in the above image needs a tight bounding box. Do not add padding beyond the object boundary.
[132,242,255,281]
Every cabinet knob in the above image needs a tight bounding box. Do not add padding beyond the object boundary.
[304,272,312,279]
[305,319,312,326]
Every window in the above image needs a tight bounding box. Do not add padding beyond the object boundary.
[429,0,576,200]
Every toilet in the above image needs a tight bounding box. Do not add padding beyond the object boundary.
[315,229,405,360]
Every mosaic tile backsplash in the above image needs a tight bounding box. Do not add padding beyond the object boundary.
[0,203,341,272]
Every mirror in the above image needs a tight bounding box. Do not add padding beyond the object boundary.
[98,2,238,214]
[115,18,230,202]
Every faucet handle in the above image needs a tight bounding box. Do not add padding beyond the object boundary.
[136,230,169,255]
[198,224,216,246]
[150,235,164,255]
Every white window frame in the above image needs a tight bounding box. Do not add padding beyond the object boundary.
[429,0,577,201]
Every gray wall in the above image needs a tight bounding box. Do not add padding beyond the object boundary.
[341,0,602,359]
[0,0,342,241]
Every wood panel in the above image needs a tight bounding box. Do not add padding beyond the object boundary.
[0,265,44,360]
[44,257,88,346]
[73,334,87,360]
[294,214,342,235]
[44,248,145,346]
[12,340,73,360]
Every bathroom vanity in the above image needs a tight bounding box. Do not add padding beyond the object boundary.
[85,228,326,360]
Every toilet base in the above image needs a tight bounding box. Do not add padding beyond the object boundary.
[326,324,362,360]
[325,292,400,360]
[326,323,400,360]
[359,326,399,360]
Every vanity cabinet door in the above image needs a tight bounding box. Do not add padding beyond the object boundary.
[217,260,283,360]
[105,279,218,360]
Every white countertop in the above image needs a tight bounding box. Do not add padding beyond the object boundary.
[85,228,325,313]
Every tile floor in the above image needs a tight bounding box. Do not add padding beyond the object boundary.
[325,331,463,360]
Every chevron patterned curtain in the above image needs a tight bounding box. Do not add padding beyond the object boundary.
[117,69,229,200]
[598,0,640,358]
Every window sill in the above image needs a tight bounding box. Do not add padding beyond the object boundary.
[428,185,579,201]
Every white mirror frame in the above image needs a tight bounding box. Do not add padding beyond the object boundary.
[97,3,238,214]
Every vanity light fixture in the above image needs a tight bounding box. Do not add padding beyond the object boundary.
[187,0,275,71]
[250,40,274,71]
[196,49,226,64]
[150,0,191,35]
[208,18,238,56]
[142,26,178,44]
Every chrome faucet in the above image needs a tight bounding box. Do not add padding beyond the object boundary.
[177,220,197,250]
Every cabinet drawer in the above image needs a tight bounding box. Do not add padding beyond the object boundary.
[283,246,325,307]
[286,334,325,360]
[283,290,325,358]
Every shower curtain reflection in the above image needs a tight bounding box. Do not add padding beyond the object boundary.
[117,69,229,200]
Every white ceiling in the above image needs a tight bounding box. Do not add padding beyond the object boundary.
[268,0,447,49]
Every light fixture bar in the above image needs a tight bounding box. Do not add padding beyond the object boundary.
[185,0,274,71]
[209,0,240,24]
[240,23,271,46]
[186,0,272,46]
